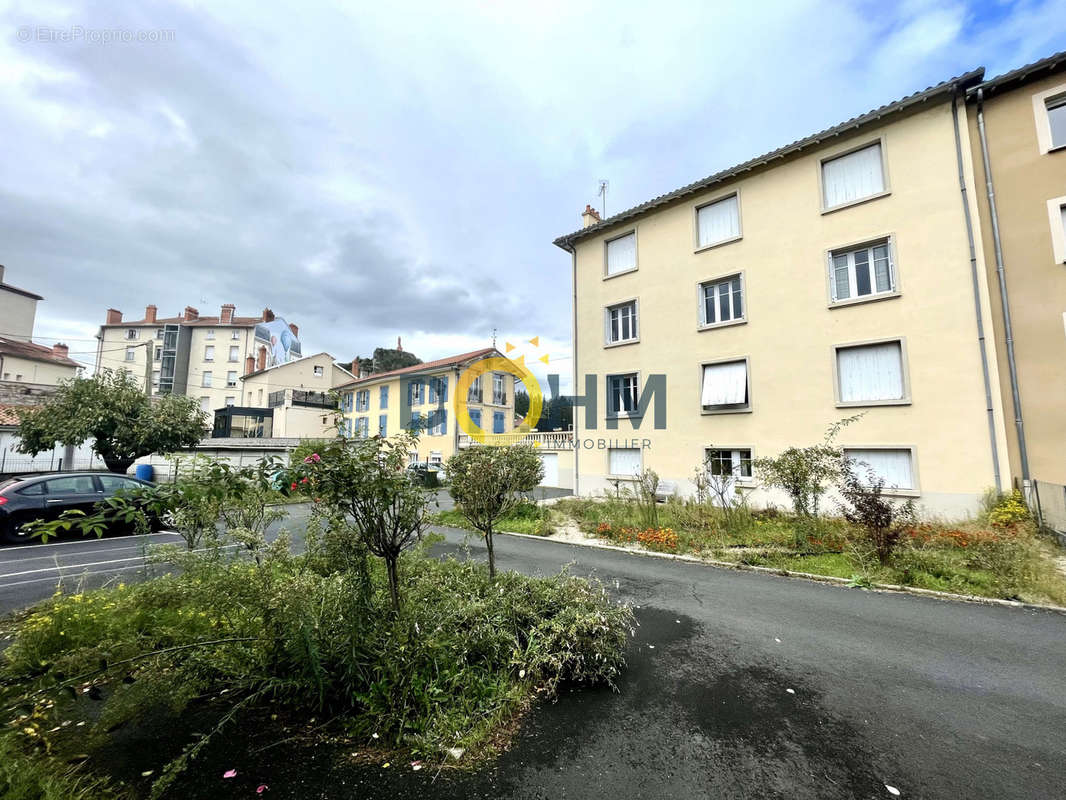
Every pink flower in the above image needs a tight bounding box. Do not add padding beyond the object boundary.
[257,786,269,794]
[303,453,321,464]
[223,769,237,779]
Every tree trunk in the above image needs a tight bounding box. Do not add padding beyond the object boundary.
[385,557,401,614]
[485,526,496,580]
[103,457,135,475]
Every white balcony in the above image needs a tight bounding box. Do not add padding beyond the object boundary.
[458,430,574,450]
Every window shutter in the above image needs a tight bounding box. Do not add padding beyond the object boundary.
[847,449,913,490]
[606,233,636,275]
[701,361,748,406]
[822,143,884,208]
[697,195,740,248]
[608,448,642,476]
[837,342,903,402]
[439,376,448,402]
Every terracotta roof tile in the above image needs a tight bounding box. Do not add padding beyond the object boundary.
[337,347,499,387]
[0,404,30,426]
[0,336,79,368]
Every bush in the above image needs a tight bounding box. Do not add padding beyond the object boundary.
[986,489,1031,529]
[836,459,915,565]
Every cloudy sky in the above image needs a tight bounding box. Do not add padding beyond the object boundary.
[1,0,1064,390]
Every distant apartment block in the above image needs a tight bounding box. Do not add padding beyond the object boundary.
[0,265,79,385]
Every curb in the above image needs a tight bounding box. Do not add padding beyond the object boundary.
[458,526,1066,616]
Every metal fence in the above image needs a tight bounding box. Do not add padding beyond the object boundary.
[1032,480,1066,545]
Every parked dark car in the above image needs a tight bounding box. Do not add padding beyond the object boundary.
[0,472,154,544]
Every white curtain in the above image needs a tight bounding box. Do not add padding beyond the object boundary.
[606,233,636,275]
[822,143,884,208]
[847,449,913,490]
[608,447,642,476]
[701,361,748,406]
[697,195,740,248]
[838,342,903,402]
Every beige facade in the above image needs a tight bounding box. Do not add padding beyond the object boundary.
[336,348,516,466]
[965,54,1066,493]
[0,267,79,385]
[557,71,1015,517]
[237,352,353,438]
[96,304,300,415]
[0,265,40,342]
[0,350,78,385]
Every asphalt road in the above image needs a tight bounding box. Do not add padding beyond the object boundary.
[1,504,1064,799]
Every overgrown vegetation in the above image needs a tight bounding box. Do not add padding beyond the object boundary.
[0,446,633,799]
[432,498,556,536]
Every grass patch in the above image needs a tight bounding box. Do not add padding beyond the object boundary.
[430,500,556,536]
[0,544,633,797]
[554,496,1066,606]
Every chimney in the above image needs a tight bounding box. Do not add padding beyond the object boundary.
[145,304,157,323]
[581,204,602,228]
[220,303,235,324]
[351,358,360,375]
[262,308,275,322]
[0,265,5,284]
[257,345,267,372]
[106,308,123,325]
[245,355,256,375]
[288,322,299,338]
[184,306,199,321]
[52,343,69,359]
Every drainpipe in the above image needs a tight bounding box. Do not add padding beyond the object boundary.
[570,245,580,496]
[976,88,1031,497]
[951,93,1001,492]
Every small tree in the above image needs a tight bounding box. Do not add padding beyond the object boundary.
[298,433,428,613]
[837,458,916,565]
[446,444,543,579]
[16,371,205,474]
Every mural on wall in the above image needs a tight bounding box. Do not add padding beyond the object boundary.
[255,316,302,367]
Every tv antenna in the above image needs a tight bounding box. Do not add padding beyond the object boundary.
[598,179,609,218]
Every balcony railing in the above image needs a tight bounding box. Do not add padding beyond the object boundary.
[458,430,574,450]
[292,389,334,408]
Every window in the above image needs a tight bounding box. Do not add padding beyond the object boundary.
[701,359,749,413]
[605,300,638,345]
[836,340,906,405]
[844,448,915,492]
[380,386,389,408]
[98,475,142,492]
[607,373,639,417]
[822,142,885,209]
[356,417,370,438]
[313,365,324,377]
[379,413,388,436]
[696,194,740,249]
[125,329,138,340]
[492,373,506,405]
[226,370,238,388]
[608,447,642,477]
[356,390,370,411]
[205,330,215,340]
[408,410,423,433]
[493,411,505,434]
[428,408,447,435]
[467,376,482,404]
[257,388,263,404]
[429,376,448,404]
[155,329,164,339]
[202,371,213,388]
[125,346,136,362]
[829,240,895,303]
[44,476,98,494]
[1046,94,1066,150]
[408,381,425,406]
[225,396,235,407]
[154,346,162,361]
[1049,197,1066,264]
[204,345,215,362]
[705,448,753,480]
[200,396,210,411]
[605,231,637,277]
[152,370,160,387]
[699,274,744,327]
[228,346,239,362]
[469,408,482,429]
[231,330,241,340]
[16,481,45,496]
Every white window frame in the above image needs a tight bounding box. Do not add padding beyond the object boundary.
[125,328,139,340]
[833,337,910,407]
[228,345,240,362]
[606,372,640,418]
[843,446,920,497]
[827,236,899,307]
[1047,195,1066,264]
[199,396,211,412]
[704,447,755,484]
[697,272,746,329]
[226,370,238,388]
[231,330,241,340]
[819,138,890,213]
[1032,83,1066,154]
[606,446,643,479]
[225,396,235,407]
[204,345,215,362]
[694,191,742,251]
[202,371,213,388]
[151,370,160,387]
[124,346,136,362]
[491,373,506,406]
[205,330,215,340]
[604,299,639,347]
[603,229,638,279]
[313,365,324,376]
[699,357,751,415]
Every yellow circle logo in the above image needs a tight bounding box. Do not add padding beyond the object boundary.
[454,356,543,445]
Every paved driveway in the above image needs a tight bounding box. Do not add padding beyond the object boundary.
[432,485,572,512]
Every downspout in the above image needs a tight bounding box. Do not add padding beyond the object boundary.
[570,245,580,496]
[951,93,1001,491]
[976,88,1031,495]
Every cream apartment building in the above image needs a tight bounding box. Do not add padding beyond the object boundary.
[336,347,517,467]
[964,51,1066,526]
[0,265,80,385]
[96,304,302,414]
[555,68,1015,517]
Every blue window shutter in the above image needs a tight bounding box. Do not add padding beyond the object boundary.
[470,409,481,428]
[440,376,448,402]
[379,414,387,436]
[493,411,504,434]
[439,408,447,435]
